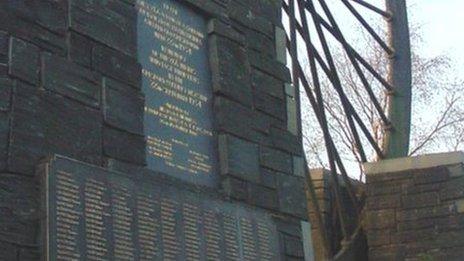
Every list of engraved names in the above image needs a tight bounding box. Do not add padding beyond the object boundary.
[44,158,280,260]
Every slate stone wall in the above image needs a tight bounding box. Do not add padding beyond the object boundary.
[365,163,464,260]
[0,0,308,259]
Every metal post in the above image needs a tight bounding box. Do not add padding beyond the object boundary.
[383,0,412,158]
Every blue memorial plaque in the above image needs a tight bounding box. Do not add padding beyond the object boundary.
[137,0,217,186]
[40,156,281,260]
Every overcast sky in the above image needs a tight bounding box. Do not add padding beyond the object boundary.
[411,0,464,67]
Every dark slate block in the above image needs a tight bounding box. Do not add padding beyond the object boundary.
[0,174,38,246]
[93,44,141,88]
[215,96,270,134]
[0,78,13,111]
[0,113,9,171]
[1,0,66,34]
[255,92,286,120]
[260,146,293,174]
[9,83,102,175]
[209,35,253,106]
[259,0,281,23]
[42,53,101,108]
[0,31,7,64]
[69,0,137,56]
[227,1,273,36]
[276,174,308,218]
[69,31,94,68]
[270,127,302,155]
[183,0,227,17]
[252,69,285,100]
[221,176,248,201]
[283,235,305,258]
[18,249,41,260]
[103,126,145,165]
[244,28,275,58]
[8,37,40,84]
[0,242,17,261]
[0,5,66,55]
[248,50,291,82]
[260,167,278,189]
[207,19,245,45]
[248,183,278,210]
[103,77,144,135]
[219,134,260,182]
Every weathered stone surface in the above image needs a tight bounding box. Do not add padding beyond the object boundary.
[9,83,102,174]
[270,127,302,155]
[366,158,464,260]
[248,49,291,82]
[0,31,8,65]
[227,1,273,36]
[103,77,144,135]
[248,183,278,210]
[244,28,275,58]
[276,174,307,218]
[0,241,17,260]
[286,95,299,136]
[396,204,456,222]
[367,194,401,210]
[412,167,450,185]
[365,209,396,229]
[293,156,305,177]
[69,0,136,56]
[260,146,293,174]
[209,35,253,106]
[402,192,439,209]
[69,31,94,68]
[0,77,13,111]
[8,37,40,84]
[440,177,464,200]
[42,53,101,108]
[0,0,66,34]
[222,176,248,201]
[0,3,66,55]
[0,113,9,171]
[208,19,245,45]
[103,126,145,165]
[255,92,286,120]
[367,230,391,247]
[215,96,271,141]
[93,44,141,88]
[283,235,305,257]
[219,134,260,182]
[260,167,278,189]
[0,174,38,245]
[252,69,285,99]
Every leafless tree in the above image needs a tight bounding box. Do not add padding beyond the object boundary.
[301,18,464,179]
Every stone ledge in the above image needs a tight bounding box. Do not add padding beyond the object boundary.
[364,152,464,175]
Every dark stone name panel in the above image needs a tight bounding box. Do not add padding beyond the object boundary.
[39,155,280,260]
[137,0,217,186]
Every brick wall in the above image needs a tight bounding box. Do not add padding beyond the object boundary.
[0,0,309,259]
[364,153,464,260]
[308,169,366,260]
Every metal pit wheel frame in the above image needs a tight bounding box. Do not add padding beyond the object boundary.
[282,0,412,259]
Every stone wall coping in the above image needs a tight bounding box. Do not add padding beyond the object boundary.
[363,151,464,175]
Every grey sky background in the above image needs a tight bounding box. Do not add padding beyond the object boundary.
[411,0,464,68]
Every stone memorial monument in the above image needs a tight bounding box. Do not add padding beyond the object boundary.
[0,0,310,260]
